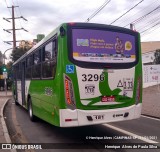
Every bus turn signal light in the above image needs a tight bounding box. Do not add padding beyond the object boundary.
[65,119,77,122]
[64,75,76,109]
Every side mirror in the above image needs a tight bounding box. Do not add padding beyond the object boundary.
[60,26,65,37]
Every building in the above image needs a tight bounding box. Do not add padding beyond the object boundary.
[141,41,160,54]
[141,41,160,88]
[141,41,160,64]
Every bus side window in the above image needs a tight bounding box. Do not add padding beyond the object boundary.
[53,39,57,58]
[32,49,41,79]
[17,63,22,81]
[16,64,19,80]
[26,55,33,79]
[45,42,53,61]
[42,38,57,79]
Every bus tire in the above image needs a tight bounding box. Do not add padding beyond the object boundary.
[15,100,19,106]
[28,98,36,122]
[14,91,19,106]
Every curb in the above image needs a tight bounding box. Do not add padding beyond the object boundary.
[0,99,17,152]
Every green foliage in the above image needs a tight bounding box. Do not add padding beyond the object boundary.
[154,49,160,64]
[0,51,3,65]
[6,61,13,78]
[10,47,29,62]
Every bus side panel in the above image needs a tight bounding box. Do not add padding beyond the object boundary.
[28,34,63,127]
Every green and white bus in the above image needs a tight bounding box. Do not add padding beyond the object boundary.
[12,23,142,127]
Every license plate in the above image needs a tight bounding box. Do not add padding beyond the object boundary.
[101,96,115,102]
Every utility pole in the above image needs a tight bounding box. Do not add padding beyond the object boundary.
[12,5,16,49]
[3,5,28,50]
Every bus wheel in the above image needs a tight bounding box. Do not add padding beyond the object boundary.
[14,92,19,106]
[15,100,19,106]
[28,98,36,122]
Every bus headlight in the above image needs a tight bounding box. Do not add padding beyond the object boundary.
[64,74,76,109]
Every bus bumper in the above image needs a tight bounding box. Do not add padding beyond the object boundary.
[59,103,142,127]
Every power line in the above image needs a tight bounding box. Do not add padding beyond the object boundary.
[133,5,160,25]
[124,4,160,27]
[13,1,24,40]
[136,12,160,31]
[15,0,24,19]
[114,0,159,27]
[141,26,160,39]
[12,0,29,41]
[4,0,12,16]
[85,0,111,22]
[3,5,28,49]
[0,0,11,45]
[14,0,27,24]
[119,0,159,27]
[141,21,160,34]
[131,4,160,35]
[110,0,144,25]
[11,0,15,5]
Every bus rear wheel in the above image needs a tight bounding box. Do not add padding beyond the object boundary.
[15,100,19,106]
[28,98,36,122]
[14,92,19,106]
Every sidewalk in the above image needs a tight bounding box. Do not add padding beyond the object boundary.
[0,91,13,152]
[142,85,160,118]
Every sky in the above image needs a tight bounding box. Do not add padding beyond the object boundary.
[0,0,160,60]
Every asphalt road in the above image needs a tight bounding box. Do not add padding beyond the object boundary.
[4,99,160,152]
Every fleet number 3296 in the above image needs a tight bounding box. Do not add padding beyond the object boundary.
[82,74,105,82]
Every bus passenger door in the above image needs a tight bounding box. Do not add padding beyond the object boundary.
[21,61,26,105]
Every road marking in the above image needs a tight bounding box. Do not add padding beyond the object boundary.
[141,115,160,121]
[103,124,158,144]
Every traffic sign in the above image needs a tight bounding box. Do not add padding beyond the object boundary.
[3,72,8,79]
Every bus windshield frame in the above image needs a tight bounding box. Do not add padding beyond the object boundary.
[67,23,139,69]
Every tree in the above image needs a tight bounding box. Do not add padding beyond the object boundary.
[0,51,3,65]
[6,61,13,89]
[154,49,160,64]
[6,61,13,77]
[10,47,29,62]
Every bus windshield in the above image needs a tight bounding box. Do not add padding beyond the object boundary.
[72,29,136,64]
